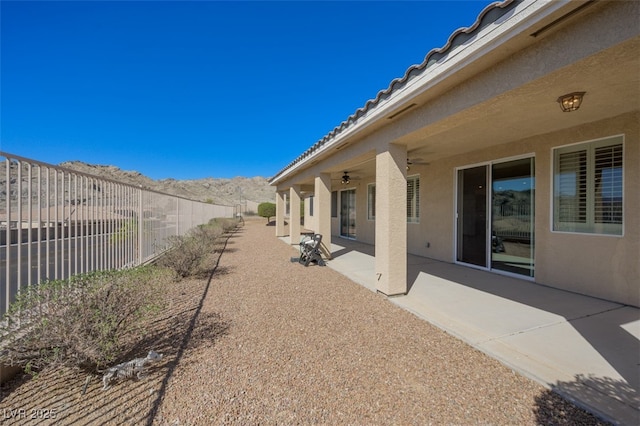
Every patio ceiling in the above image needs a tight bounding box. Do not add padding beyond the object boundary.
[399,35,640,163]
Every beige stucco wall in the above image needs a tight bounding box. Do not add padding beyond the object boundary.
[298,112,638,305]
[536,112,639,306]
[411,111,638,306]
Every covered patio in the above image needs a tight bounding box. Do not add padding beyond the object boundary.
[271,0,639,306]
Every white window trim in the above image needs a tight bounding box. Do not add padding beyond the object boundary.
[367,183,375,221]
[407,174,420,224]
[550,134,624,237]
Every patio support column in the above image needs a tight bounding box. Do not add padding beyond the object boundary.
[375,144,407,296]
[275,191,286,237]
[289,185,302,244]
[315,173,332,259]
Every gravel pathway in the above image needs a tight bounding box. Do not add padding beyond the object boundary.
[0,218,608,425]
[152,218,605,425]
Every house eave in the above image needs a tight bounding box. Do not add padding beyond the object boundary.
[269,0,593,187]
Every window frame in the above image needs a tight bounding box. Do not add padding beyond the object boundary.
[552,135,624,236]
[367,183,376,221]
[407,174,420,224]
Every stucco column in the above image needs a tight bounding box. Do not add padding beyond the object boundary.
[289,185,302,244]
[275,191,286,237]
[375,144,407,296]
[315,173,332,259]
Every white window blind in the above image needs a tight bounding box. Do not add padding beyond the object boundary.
[557,149,587,224]
[367,184,376,220]
[553,136,623,235]
[407,175,420,223]
[594,144,623,225]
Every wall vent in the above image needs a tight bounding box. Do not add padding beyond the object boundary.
[387,103,417,120]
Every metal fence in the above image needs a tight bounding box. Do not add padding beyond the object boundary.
[492,203,532,241]
[0,152,235,316]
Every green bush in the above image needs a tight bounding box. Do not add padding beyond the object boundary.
[0,267,170,374]
[258,202,276,223]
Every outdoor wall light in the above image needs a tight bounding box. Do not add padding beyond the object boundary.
[341,172,351,185]
[557,92,585,112]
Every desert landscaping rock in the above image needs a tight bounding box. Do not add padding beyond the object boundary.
[0,218,608,425]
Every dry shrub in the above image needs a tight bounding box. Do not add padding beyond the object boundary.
[159,219,237,278]
[208,217,239,232]
[0,266,171,375]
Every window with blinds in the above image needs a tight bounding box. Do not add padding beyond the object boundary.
[407,175,420,223]
[557,149,587,223]
[594,144,623,225]
[553,136,623,235]
[367,184,376,220]
[331,191,338,218]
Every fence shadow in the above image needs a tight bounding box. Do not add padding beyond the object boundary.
[0,227,240,425]
[144,226,239,425]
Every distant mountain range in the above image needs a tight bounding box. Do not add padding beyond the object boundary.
[59,161,276,207]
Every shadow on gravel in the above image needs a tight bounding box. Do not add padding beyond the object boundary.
[145,227,240,426]
[0,226,241,425]
[533,374,637,425]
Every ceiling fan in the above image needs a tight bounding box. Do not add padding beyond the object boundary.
[332,171,361,185]
[406,157,429,171]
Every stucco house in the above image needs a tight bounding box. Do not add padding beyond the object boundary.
[270,0,639,307]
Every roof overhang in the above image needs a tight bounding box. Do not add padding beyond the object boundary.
[269,0,631,187]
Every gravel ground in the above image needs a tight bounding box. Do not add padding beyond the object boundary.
[0,218,608,425]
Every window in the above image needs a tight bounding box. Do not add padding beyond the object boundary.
[309,195,314,216]
[407,175,420,223]
[367,176,419,222]
[331,191,338,218]
[553,136,623,235]
[367,184,376,220]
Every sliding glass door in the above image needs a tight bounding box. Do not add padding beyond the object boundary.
[340,189,356,239]
[457,157,535,277]
[491,158,535,277]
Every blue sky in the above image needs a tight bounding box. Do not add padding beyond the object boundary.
[2,1,492,180]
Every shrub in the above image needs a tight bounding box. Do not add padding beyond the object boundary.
[0,266,170,374]
[208,217,239,232]
[158,223,224,278]
[258,202,276,223]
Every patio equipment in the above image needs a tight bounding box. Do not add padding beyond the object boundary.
[299,233,325,267]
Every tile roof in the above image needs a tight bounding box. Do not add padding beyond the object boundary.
[271,0,518,183]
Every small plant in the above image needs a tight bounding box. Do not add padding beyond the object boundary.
[258,202,276,223]
[0,266,171,375]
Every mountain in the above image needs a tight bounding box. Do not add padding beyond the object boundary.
[59,161,275,207]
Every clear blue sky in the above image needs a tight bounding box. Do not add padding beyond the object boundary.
[1,1,492,180]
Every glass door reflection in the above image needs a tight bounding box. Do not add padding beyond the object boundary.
[491,158,535,277]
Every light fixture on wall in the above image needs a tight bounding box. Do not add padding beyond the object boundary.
[341,172,351,185]
[557,92,585,112]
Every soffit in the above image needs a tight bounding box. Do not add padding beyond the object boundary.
[270,0,631,186]
[400,35,640,162]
